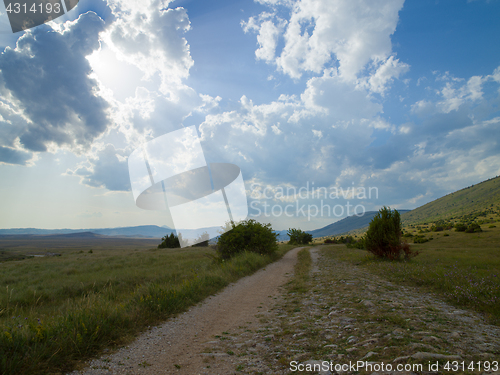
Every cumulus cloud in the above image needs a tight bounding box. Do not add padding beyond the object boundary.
[0,12,109,154]
[242,13,285,62]
[199,74,381,187]
[365,56,410,95]
[438,75,485,113]
[0,146,33,165]
[64,0,220,190]
[102,0,193,97]
[244,0,405,82]
[67,143,130,191]
[198,56,500,219]
[2,0,496,225]
[412,69,498,117]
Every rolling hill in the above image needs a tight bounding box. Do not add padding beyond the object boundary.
[308,209,410,238]
[401,175,500,224]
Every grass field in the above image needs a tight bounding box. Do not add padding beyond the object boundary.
[325,219,500,325]
[0,240,295,375]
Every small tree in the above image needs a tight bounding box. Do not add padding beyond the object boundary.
[287,228,313,245]
[217,220,278,259]
[365,206,417,260]
[158,233,180,248]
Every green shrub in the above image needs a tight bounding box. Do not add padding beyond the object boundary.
[465,223,483,233]
[217,220,278,259]
[413,235,429,243]
[326,235,356,245]
[431,225,444,232]
[287,228,313,245]
[346,237,365,249]
[158,233,180,248]
[455,223,467,232]
[365,206,418,260]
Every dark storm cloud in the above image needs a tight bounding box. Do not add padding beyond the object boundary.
[0,145,32,165]
[0,11,109,153]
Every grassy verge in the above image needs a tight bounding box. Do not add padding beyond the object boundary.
[324,222,500,324]
[288,248,312,294]
[281,247,312,319]
[1,244,295,375]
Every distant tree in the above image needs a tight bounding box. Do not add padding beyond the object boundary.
[158,233,180,248]
[287,228,313,245]
[365,206,418,260]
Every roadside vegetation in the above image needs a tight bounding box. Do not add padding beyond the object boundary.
[287,228,313,245]
[325,213,500,324]
[288,248,312,294]
[216,219,278,260]
[0,232,293,374]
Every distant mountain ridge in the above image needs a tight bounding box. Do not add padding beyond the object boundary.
[2,209,416,240]
[0,225,174,238]
[307,209,410,239]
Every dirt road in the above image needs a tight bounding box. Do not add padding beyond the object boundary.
[73,247,303,375]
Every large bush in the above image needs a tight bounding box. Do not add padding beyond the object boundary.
[465,222,482,233]
[217,220,278,259]
[287,228,313,245]
[365,206,418,260]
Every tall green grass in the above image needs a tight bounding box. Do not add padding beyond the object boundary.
[0,244,294,375]
[288,248,312,294]
[323,222,500,324]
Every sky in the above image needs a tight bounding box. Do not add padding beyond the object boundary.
[0,0,499,231]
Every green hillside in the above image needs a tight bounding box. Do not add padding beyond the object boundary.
[401,175,500,224]
[309,210,411,238]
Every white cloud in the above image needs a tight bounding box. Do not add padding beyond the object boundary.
[491,66,500,83]
[67,143,131,191]
[411,68,500,116]
[244,0,405,81]
[242,12,285,63]
[411,100,435,115]
[199,74,381,186]
[365,55,410,95]
[312,129,322,138]
[437,75,485,113]
[102,0,193,97]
